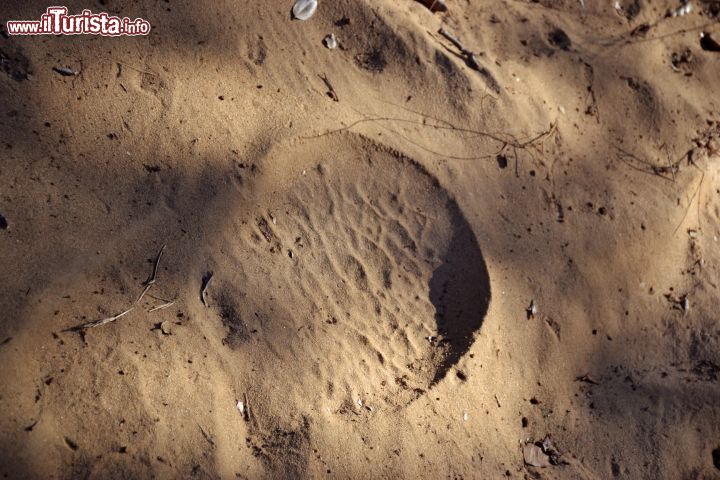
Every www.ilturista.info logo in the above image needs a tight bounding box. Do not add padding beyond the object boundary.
[6,7,151,36]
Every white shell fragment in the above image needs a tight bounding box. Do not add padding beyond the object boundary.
[292,0,318,20]
[323,33,338,49]
[236,400,245,415]
[670,1,692,17]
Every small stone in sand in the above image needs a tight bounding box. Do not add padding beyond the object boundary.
[160,321,172,335]
[323,33,338,49]
[292,0,318,21]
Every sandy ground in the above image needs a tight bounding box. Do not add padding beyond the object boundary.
[1,0,720,478]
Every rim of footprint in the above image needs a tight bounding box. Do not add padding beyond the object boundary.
[209,132,491,411]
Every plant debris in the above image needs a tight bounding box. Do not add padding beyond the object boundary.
[199,426,215,447]
[53,66,79,76]
[523,435,566,468]
[64,307,134,332]
[64,244,167,332]
[148,300,175,313]
[438,28,501,93]
[136,244,166,304]
[319,74,339,101]
[523,442,552,468]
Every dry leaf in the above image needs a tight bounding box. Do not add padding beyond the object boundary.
[523,443,552,468]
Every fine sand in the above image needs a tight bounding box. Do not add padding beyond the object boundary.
[1,0,720,478]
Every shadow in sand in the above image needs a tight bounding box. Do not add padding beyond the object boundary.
[428,198,491,385]
[0,439,34,480]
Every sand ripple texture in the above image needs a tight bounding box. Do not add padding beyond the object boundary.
[207,133,491,410]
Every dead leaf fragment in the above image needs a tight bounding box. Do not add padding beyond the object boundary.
[523,442,552,468]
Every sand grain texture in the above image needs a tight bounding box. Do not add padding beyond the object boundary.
[1,0,720,478]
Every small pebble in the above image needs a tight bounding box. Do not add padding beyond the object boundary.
[292,0,318,20]
[160,321,172,335]
[323,33,338,49]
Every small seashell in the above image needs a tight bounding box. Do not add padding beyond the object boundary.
[292,0,318,21]
[237,400,245,415]
[323,33,338,49]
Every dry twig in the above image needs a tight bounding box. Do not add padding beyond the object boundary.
[305,114,556,162]
[64,244,168,332]
[318,74,339,102]
[63,308,134,332]
[136,244,166,304]
[148,301,176,313]
[437,28,501,93]
[673,169,705,234]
